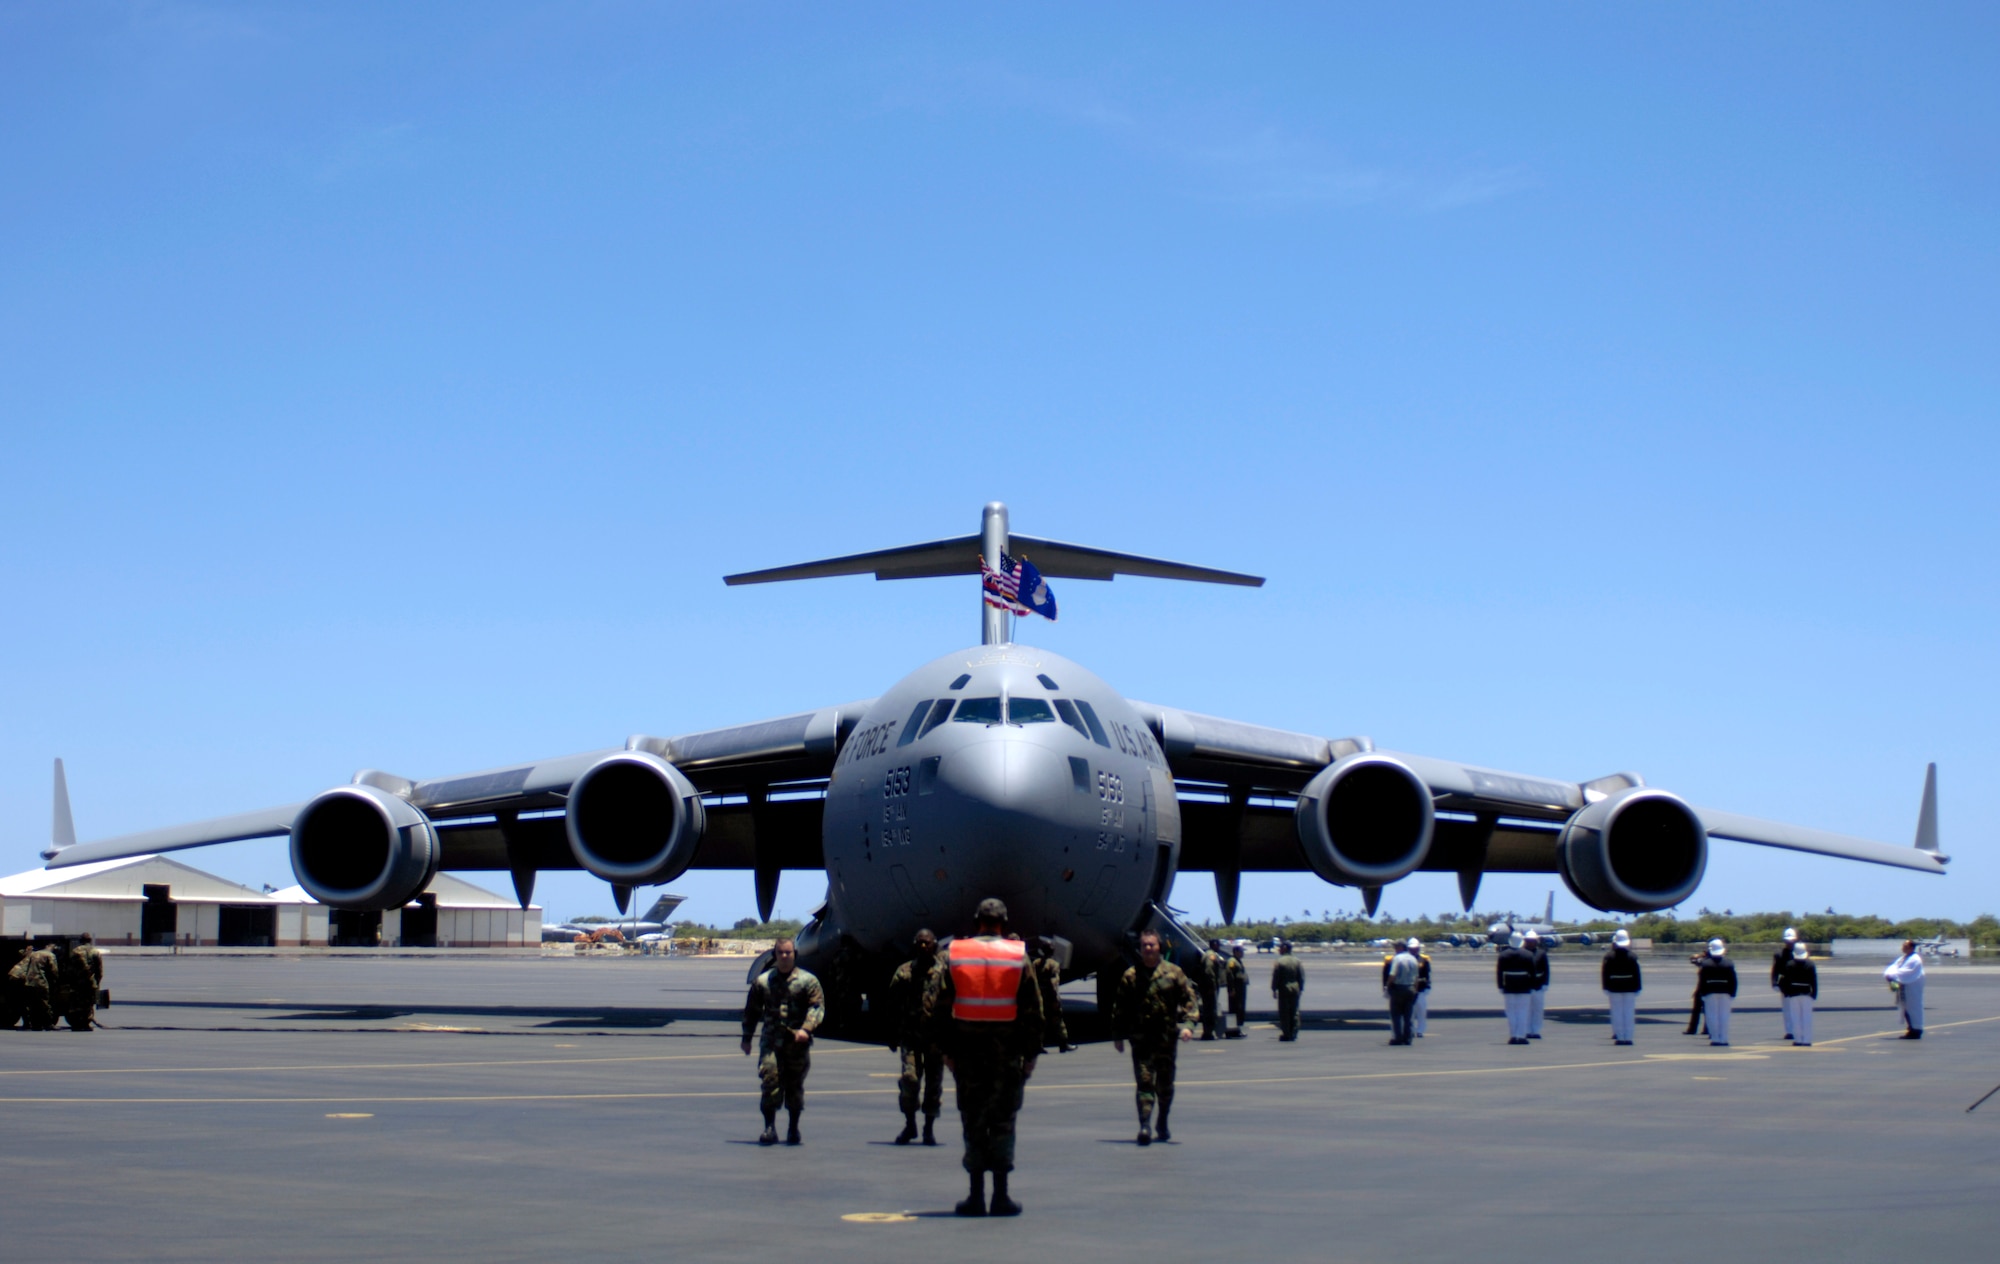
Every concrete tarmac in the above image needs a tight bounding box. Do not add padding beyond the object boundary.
[4,951,1997,1262]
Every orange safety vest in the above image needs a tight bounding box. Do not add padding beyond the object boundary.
[949,937,1027,1022]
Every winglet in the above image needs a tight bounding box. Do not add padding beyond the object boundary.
[1915,763,1941,855]
[44,758,77,862]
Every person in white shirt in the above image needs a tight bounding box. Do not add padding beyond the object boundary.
[1883,940,1926,1039]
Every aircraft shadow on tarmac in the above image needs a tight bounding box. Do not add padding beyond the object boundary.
[115,998,745,1031]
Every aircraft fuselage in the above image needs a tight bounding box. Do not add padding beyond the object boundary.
[818,644,1178,969]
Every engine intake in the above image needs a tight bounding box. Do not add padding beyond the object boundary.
[565,752,706,884]
[1557,787,1707,913]
[1294,754,1436,886]
[290,785,440,910]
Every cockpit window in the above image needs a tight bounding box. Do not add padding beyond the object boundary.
[951,696,1003,725]
[948,673,971,691]
[1036,674,1060,690]
[1008,697,1055,724]
[1051,698,1092,742]
[915,697,955,740]
[1072,698,1113,748]
[895,700,933,748]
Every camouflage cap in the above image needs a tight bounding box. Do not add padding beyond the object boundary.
[974,897,1009,923]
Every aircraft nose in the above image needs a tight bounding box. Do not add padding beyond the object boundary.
[937,735,1074,820]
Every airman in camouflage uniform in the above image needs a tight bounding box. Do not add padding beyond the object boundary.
[1032,938,1070,1052]
[1113,930,1199,1145]
[740,937,824,1146]
[928,898,1045,1217]
[1271,940,1305,1040]
[62,933,105,1031]
[1196,938,1225,1040]
[9,944,57,1031]
[886,928,944,1145]
[1,942,27,1029]
[1224,943,1248,1037]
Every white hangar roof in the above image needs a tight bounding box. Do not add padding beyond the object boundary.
[0,854,273,903]
[270,872,535,911]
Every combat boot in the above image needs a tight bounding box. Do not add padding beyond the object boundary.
[894,1113,918,1145]
[785,1110,802,1145]
[921,1114,938,1146]
[955,1172,987,1217]
[758,1111,778,1146]
[988,1172,1021,1217]
[1155,1107,1171,1143]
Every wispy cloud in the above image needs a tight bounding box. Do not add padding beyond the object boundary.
[898,62,1535,215]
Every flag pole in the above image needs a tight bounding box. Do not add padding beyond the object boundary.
[981,501,1011,646]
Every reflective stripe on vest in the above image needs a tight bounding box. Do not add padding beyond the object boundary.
[949,937,1026,1022]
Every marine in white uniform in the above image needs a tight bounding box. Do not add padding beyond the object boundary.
[1524,930,1550,1038]
[1496,932,1535,1044]
[1884,940,1926,1038]
[1408,938,1433,1038]
[1777,942,1817,1046]
[1600,928,1642,1045]
[1771,927,1799,1040]
[1695,938,1738,1047]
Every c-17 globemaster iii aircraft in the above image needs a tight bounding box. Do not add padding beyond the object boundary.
[45,503,1947,1032]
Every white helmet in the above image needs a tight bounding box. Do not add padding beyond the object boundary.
[1783,927,1798,943]
[1523,930,1540,944]
[1708,938,1727,956]
[1406,938,1422,950]
[1792,942,1809,959]
[1612,929,1632,947]
[1509,932,1525,949]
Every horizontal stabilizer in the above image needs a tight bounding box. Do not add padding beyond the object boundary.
[725,533,1263,587]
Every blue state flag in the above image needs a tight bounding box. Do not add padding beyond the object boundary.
[1016,556,1057,622]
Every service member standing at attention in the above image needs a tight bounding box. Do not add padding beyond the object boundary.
[1270,940,1305,1041]
[1772,928,1800,1040]
[1113,929,1199,1144]
[62,933,104,1031]
[1382,940,1420,1045]
[1600,929,1642,1045]
[740,937,824,1146]
[1409,938,1434,1038]
[1497,932,1536,1044]
[886,929,944,1146]
[1197,939,1225,1041]
[1224,943,1249,1038]
[1883,940,1926,1039]
[928,898,1044,1217]
[1696,938,1738,1047]
[1524,930,1551,1039]
[1778,942,1818,1047]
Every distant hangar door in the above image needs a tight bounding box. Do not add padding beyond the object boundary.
[141,884,177,947]
[217,905,275,948]
[401,894,438,948]
[329,909,382,947]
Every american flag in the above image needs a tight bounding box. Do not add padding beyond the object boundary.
[981,553,1057,621]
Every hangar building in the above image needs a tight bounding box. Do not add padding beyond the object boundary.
[1,855,540,948]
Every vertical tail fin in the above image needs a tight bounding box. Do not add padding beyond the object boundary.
[1915,763,1940,853]
[43,758,76,862]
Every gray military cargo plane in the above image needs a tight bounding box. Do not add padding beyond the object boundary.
[44,503,1947,1030]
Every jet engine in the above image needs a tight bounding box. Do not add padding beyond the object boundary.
[1556,787,1707,913]
[1293,753,1436,887]
[564,751,706,885]
[290,785,440,910]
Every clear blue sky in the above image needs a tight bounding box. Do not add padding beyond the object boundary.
[3,3,1994,928]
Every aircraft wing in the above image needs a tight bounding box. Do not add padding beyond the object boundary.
[47,700,877,873]
[1127,701,1947,879]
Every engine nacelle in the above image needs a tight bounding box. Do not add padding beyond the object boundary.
[1557,787,1707,913]
[565,751,706,884]
[1293,753,1436,886]
[290,785,440,910]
